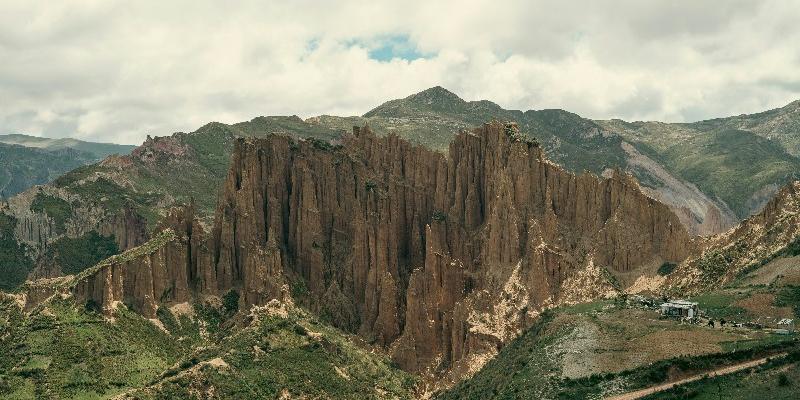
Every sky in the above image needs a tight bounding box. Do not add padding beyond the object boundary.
[1,1,799,145]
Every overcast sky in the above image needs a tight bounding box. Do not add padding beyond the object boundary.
[2,1,799,145]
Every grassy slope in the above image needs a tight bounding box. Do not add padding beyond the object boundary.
[130,303,416,399]
[0,282,414,399]
[0,296,185,399]
[686,100,800,157]
[439,301,798,400]
[644,351,800,400]
[633,129,800,217]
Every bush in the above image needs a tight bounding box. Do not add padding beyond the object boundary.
[84,300,101,314]
[658,262,678,276]
[308,138,333,151]
[291,280,309,300]
[432,210,447,222]
[222,289,240,314]
[777,373,791,387]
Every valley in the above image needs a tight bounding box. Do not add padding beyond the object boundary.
[0,89,799,399]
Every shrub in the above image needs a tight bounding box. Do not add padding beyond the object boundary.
[504,123,521,141]
[432,210,447,222]
[777,372,791,387]
[222,289,240,314]
[84,300,101,314]
[291,280,309,300]
[658,262,678,276]
[308,138,333,151]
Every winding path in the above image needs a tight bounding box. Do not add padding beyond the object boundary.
[605,353,785,400]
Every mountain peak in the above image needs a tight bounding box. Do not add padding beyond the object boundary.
[408,85,463,103]
[364,86,467,118]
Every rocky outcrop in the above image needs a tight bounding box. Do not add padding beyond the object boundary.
[4,184,148,252]
[668,181,800,292]
[97,206,149,251]
[66,122,692,383]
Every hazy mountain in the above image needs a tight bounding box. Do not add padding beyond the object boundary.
[0,134,135,199]
[0,134,136,159]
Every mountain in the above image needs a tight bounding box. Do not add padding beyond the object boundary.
[0,143,92,199]
[21,122,692,392]
[0,134,135,159]
[2,89,800,398]
[598,113,800,220]
[665,181,800,293]
[2,86,798,303]
[315,87,800,234]
[0,134,135,199]
[446,179,800,399]
[2,86,798,302]
[0,118,341,290]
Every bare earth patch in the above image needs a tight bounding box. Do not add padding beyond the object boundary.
[740,255,800,286]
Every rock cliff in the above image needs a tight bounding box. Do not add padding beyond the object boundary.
[60,122,692,384]
[667,181,800,293]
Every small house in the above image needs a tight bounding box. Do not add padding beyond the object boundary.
[660,300,699,319]
[777,318,795,333]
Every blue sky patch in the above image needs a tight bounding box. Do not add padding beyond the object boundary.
[352,34,432,62]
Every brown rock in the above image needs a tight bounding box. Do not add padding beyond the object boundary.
[72,122,693,383]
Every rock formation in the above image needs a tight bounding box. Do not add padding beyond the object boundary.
[668,181,800,292]
[61,121,692,382]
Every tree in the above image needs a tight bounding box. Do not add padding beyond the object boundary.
[222,289,240,314]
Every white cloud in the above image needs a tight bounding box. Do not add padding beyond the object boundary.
[1,0,798,144]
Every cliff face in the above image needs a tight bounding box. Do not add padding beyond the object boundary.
[668,181,800,293]
[63,122,691,382]
[5,186,148,254]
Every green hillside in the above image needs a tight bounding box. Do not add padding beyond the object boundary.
[128,302,416,399]
[644,352,800,400]
[0,295,185,399]
[634,129,800,217]
[0,291,415,399]
[439,300,799,400]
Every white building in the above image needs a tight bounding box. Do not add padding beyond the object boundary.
[660,300,699,319]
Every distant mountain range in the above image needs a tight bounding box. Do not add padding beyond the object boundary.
[0,134,135,199]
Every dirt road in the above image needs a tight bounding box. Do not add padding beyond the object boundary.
[605,354,784,400]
